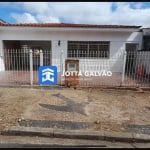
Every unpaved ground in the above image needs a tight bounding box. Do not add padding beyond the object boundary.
[0,87,150,132]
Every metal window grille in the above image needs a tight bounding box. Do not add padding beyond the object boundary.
[67,41,110,58]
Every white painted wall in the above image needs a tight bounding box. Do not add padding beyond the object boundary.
[0,27,143,74]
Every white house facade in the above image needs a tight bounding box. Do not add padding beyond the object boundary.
[0,22,143,76]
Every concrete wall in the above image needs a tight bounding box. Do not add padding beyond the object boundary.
[0,27,143,73]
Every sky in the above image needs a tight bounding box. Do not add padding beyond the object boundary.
[1,2,150,27]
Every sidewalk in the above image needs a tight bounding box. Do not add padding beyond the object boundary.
[0,87,150,145]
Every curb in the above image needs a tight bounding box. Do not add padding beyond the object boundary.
[1,85,150,92]
[1,126,150,143]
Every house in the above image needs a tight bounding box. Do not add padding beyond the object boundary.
[0,20,145,86]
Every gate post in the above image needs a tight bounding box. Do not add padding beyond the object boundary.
[39,50,43,88]
[121,51,127,86]
[40,50,43,66]
[60,49,63,86]
[0,48,5,71]
[29,49,33,85]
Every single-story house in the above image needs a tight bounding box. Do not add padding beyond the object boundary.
[0,20,149,86]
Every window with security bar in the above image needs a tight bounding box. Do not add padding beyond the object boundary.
[67,41,110,58]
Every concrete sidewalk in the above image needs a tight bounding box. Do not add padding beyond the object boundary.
[0,87,150,146]
[1,126,150,143]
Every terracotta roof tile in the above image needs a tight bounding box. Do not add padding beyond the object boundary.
[0,22,141,29]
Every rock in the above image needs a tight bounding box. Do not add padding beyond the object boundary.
[21,117,25,120]
[18,116,25,122]
[18,118,22,122]
[94,120,100,124]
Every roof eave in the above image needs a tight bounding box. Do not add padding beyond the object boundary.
[0,26,140,32]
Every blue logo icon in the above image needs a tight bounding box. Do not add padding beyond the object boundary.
[38,66,57,85]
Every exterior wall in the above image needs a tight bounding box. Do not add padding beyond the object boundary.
[0,28,143,74]
[60,31,143,73]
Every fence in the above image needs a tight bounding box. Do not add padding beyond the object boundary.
[0,49,51,86]
[0,49,150,87]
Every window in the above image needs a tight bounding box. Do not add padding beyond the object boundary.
[67,41,110,58]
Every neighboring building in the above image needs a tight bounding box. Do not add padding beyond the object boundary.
[142,27,150,50]
[135,28,150,74]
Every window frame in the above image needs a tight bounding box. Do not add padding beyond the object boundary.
[67,41,110,59]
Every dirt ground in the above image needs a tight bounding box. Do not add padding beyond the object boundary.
[0,86,150,132]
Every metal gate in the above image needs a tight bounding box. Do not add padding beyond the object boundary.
[0,49,51,86]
